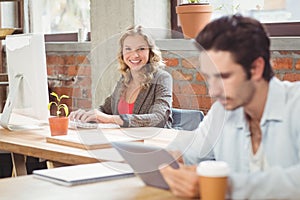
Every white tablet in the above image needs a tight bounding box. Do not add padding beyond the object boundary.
[112,142,179,190]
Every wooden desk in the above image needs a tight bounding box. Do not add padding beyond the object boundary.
[0,122,184,176]
[0,175,186,200]
[0,127,101,176]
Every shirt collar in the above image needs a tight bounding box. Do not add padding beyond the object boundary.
[234,107,246,129]
[260,77,285,124]
[234,77,285,128]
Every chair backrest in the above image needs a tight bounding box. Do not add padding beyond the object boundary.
[171,108,204,131]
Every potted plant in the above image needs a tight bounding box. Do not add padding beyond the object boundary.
[176,0,212,39]
[48,92,70,136]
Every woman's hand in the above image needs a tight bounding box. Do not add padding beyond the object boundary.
[69,109,124,125]
[69,109,108,123]
[160,164,199,198]
[69,109,88,121]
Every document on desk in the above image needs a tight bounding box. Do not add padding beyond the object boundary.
[33,162,134,186]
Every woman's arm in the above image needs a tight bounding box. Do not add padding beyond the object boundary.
[120,70,173,128]
[98,79,123,114]
[70,71,172,127]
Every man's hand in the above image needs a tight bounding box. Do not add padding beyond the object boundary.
[160,164,199,198]
[168,150,184,164]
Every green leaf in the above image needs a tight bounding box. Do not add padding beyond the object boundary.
[48,102,57,110]
[50,92,59,102]
[58,104,69,117]
[48,92,70,117]
[59,95,70,101]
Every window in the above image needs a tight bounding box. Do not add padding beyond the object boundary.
[0,0,23,32]
[171,0,300,37]
[29,0,90,41]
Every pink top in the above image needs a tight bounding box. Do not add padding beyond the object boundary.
[118,97,135,114]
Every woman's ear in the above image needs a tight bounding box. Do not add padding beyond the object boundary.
[250,57,265,81]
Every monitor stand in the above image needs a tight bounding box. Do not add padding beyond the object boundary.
[0,74,43,131]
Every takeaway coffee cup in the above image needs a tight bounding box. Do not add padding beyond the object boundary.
[197,161,230,200]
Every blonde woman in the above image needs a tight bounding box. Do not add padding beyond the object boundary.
[70,26,172,128]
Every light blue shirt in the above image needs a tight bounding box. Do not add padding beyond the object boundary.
[171,77,300,199]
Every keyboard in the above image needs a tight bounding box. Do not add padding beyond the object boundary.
[69,120,98,129]
[69,120,120,129]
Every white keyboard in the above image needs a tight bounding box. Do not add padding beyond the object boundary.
[69,120,120,129]
[69,120,98,129]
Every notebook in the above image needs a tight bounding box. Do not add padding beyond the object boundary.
[33,162,134,186]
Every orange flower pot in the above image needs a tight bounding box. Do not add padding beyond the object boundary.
[48,116,69,136]
[176,4,212,39]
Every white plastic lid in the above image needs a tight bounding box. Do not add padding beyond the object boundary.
[197,161,230,177]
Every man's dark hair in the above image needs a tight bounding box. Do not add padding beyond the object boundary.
[195,14,274,81]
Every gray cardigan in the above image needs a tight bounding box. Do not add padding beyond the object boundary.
[99,69,173,128]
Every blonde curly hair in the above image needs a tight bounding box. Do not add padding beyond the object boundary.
[117,25,164,89]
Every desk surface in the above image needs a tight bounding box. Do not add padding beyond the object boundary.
[0,126,180,165]
[0,114,193,176]
[0,175,187,200]
[0,127,98,164]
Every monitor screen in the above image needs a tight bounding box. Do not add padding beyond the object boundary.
[0,33,49,130]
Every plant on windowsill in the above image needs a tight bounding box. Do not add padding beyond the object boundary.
[48,92,70,136]
[176,0,212,39]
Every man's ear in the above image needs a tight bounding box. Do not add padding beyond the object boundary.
[250,57,265,81]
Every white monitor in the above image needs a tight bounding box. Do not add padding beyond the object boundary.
[0,33,49,131]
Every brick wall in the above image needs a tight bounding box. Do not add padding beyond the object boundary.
[271,51,300,81]
[46,52,91,115]
[162,50,300,114]
[162,51,211,114]
[45,47,300,115]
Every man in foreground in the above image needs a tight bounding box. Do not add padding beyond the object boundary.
[160,15,300,199]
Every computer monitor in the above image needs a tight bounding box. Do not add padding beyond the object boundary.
[0,33,49,130]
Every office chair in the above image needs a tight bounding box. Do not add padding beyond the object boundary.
[171,108,204,131]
